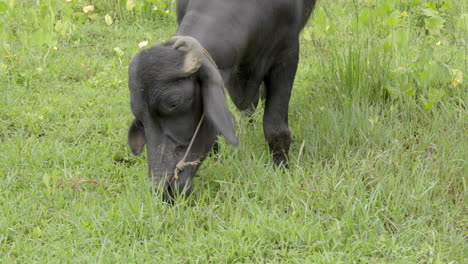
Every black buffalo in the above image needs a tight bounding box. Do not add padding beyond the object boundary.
[128,0,316,199]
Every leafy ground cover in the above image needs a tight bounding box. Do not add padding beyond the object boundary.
[1,0,466,262]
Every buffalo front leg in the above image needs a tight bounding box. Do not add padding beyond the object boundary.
[242,83,265,125]
[263,46,299,168]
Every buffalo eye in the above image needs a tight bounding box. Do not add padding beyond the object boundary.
[166,95,181,109]
[158,94,182,115]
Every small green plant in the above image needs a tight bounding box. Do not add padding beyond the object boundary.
[305,0,464,111]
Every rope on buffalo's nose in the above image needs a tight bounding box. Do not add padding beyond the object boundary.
[173,113,205,180]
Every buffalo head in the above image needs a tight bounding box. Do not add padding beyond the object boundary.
[127,36,238,200]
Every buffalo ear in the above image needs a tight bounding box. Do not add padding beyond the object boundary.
[199,59,239,146]
[128,119,146,155]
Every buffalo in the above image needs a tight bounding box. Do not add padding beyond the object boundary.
[128,0,317,200]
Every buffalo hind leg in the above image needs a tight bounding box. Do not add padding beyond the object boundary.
[263,45,299,168]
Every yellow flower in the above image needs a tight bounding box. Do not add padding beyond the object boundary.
[105,14,113,25]
[138,41,149,50]
[400,11,408,18]
[83,5,94,13]
[450,69,463,88]
[396,66,406,73]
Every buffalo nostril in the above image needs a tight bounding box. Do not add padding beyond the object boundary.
[174,180,192,195]
[162,183,193,203]
[168,177,193,199]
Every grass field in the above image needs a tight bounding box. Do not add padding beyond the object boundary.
[1,0,467,262]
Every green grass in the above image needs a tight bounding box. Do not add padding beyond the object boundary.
[1,0,467,262]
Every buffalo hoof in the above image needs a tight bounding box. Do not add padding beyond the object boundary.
[273,153,289,169]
